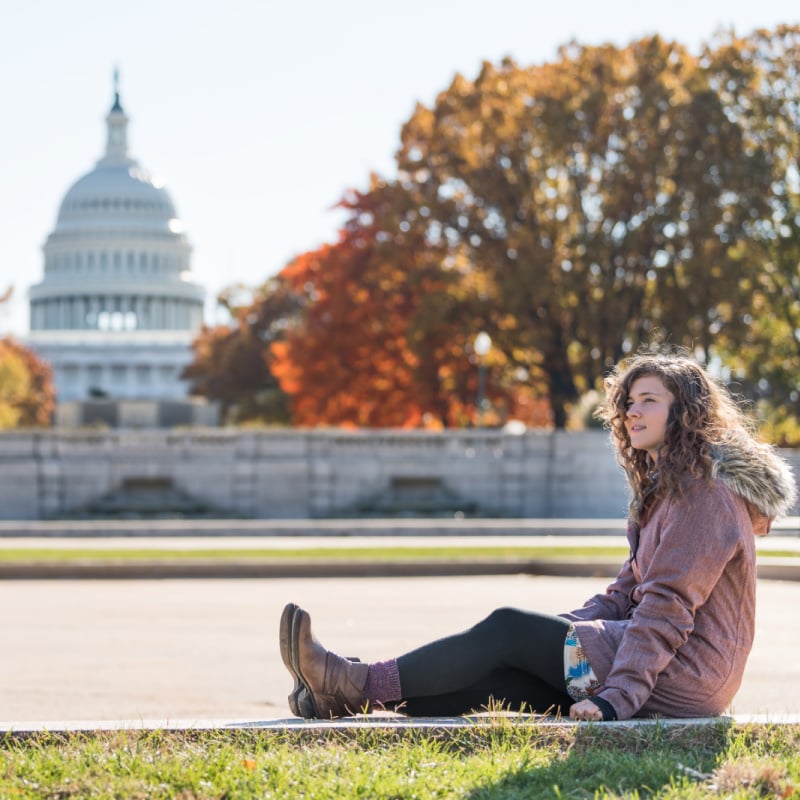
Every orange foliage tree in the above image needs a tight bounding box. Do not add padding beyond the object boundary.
[270,181,430,427]
[269,178,551,428]
[181,278,298,424]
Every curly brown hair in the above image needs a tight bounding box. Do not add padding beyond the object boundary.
[596,349,755,521]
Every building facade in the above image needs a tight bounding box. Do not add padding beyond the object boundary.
[27,78,206,406]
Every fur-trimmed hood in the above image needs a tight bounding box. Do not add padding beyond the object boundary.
[711,431,797,533]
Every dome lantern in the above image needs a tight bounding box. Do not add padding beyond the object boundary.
[100,70,132,167]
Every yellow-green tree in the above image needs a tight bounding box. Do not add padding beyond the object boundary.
[396,35,778,425]
[706,26,800,442]
[0,343,29,428]
[0,337,55,428]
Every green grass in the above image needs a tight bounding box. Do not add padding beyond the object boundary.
[1,722,798,799]
[0,545,631,563]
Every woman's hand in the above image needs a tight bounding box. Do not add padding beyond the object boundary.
[569,699,603,722]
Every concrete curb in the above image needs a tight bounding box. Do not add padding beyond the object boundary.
[0,557,798,581]
[0,558,623,581]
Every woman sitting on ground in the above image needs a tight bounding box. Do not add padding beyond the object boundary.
[279,350,796,722]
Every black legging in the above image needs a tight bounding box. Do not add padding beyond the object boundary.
[393,607,573,716]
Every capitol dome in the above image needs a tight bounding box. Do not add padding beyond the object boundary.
[27,77,208,408]
[56,164,181,235]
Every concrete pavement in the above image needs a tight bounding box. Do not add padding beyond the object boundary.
[2,573,799,729]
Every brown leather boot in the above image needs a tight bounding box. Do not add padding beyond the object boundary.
[289,605,370,718]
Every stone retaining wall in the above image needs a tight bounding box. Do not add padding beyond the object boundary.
[0,429,797,520]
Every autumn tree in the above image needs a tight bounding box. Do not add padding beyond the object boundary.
[258,174,551,428]
[186,26,800,432]
[395,35,779,425]
[0,337,55,428]
[181,278,298,424]
[707,26,800,442]
[270,179,435,427]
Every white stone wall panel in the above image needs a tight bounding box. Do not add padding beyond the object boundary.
[0,430,795,521]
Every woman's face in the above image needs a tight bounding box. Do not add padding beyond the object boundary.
[624,374,674,464]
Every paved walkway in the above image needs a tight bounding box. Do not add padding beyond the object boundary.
[3,573,799,730]
[1,517,798,538]
[2,533,798,550]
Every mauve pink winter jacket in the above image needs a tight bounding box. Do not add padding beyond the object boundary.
[561,477,760,720]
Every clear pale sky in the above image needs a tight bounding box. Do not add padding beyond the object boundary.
[2,0,798,336]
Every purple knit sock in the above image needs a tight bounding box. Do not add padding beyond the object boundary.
[363,658,403,705]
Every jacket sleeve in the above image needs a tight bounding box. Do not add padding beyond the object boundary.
[594,482,744,719]
[560,556,637,623]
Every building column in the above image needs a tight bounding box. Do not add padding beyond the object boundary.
[89,297,101,328]
[133,296,144,330]
[68,298,78,329]
[75,297,84,329]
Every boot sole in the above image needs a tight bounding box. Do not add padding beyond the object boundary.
[279,603,319,718]
[289,605,327,718]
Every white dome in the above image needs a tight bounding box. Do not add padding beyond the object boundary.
[45,88,187,243]
[27,78,207,404]
[29,80,205,336]
[54,163,181,236]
